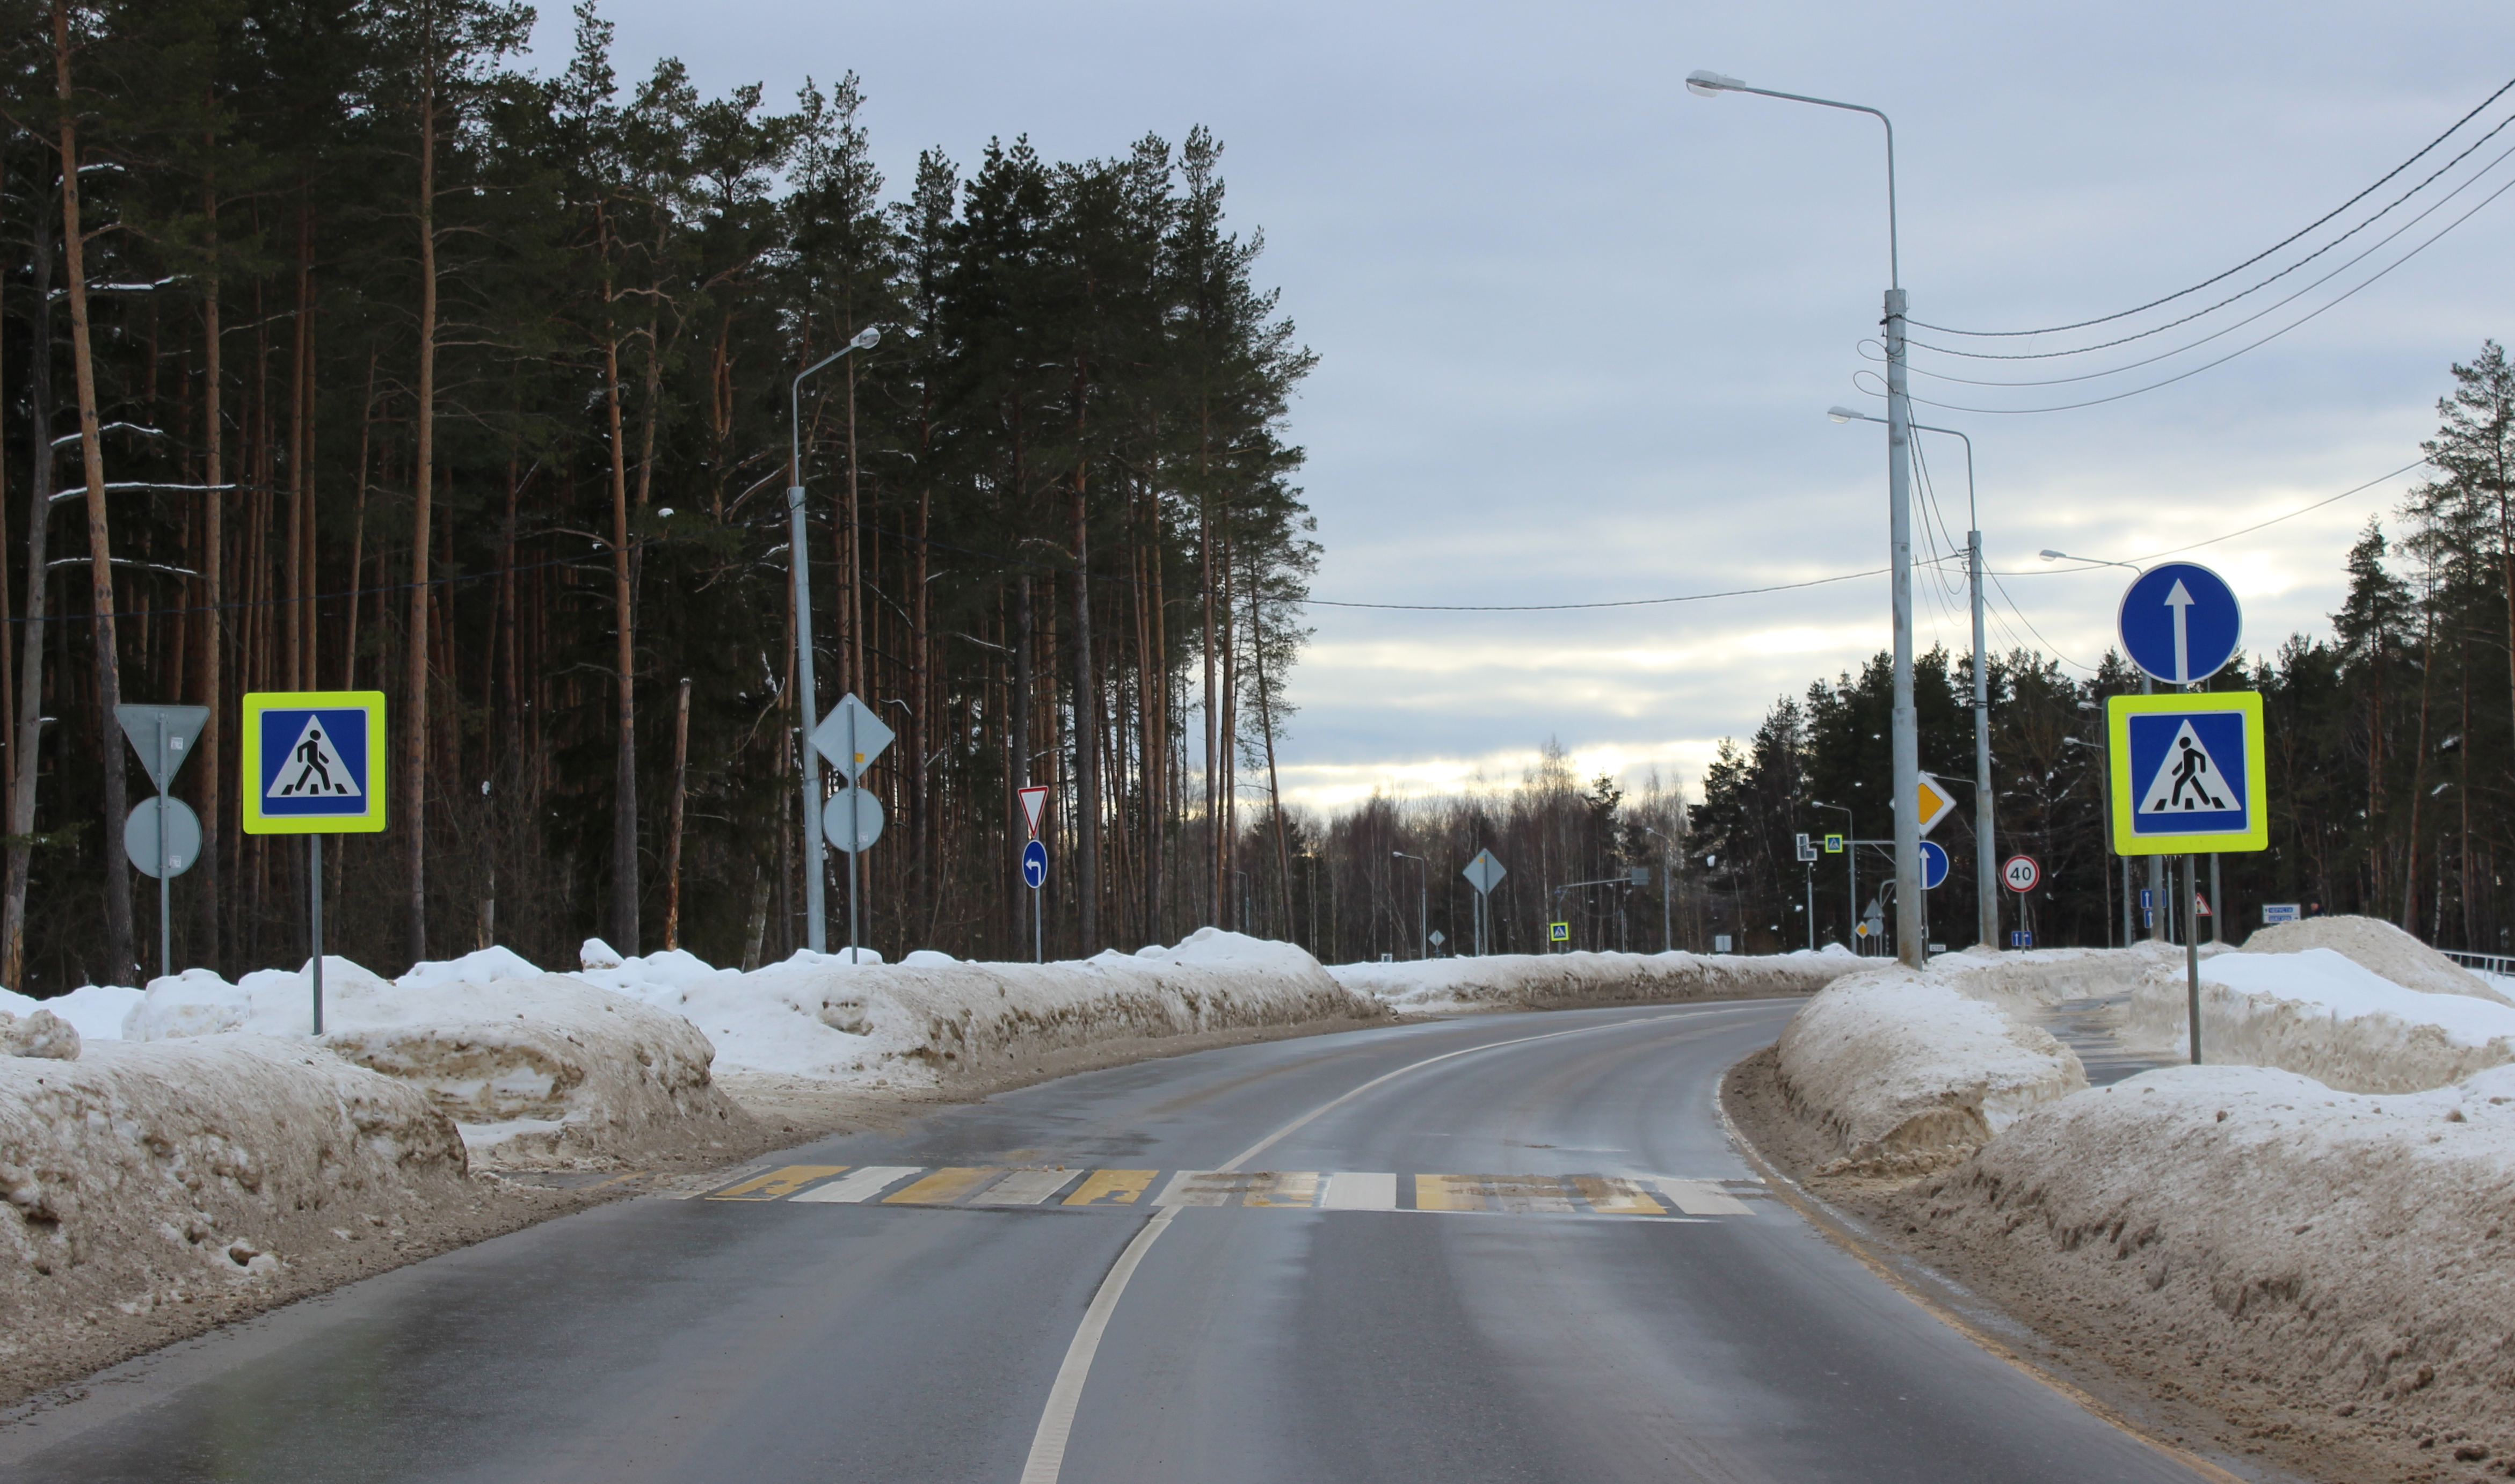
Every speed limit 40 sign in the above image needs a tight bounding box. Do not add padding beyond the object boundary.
[2002,855,2041,893]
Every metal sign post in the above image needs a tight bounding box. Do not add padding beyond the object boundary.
[117,703,208,983]
[1461,849,1506,956]
[810,693,894,963]
[2106,689,2270,1064]
[240,690,388,1033]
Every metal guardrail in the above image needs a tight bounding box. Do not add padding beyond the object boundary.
[2438,948,2515,978]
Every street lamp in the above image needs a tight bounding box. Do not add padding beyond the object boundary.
[1693,70,1923,968]
[1641,825,1676,953]
[2041,548,2167,943]
[789,324,882,954]
[1392,851,1428,959]
[1833,406,1995,951]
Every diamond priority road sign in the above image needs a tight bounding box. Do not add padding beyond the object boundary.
[1913,773,1957,836]
[242,691,387,834]
[2106,690,2269,856]
[1462,848,1506,895]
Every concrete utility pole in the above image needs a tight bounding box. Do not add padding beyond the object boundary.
[1692,70,1922,967]
[787,326,880,954]
[1835,409,1991,947]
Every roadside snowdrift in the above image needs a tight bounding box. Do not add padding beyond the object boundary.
[1907,1064,2515,1452]
[124,952,755,1167]
[2124,946,2515,1093]
[0,1035,468,1366]
[1328,947,1852,1015]
[585,928,1378,1086]
[2244,913,2513,1005]
[1776,963,2087,1169]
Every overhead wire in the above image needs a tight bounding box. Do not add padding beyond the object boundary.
[1884,135,2515,388]
[1853,165,2515,416]
[1908,73,2515,339]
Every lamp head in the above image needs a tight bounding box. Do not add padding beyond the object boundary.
[849,325,882,352]
[2038,549,2067,561]
[1827,406,1863,424]
[1685,69,1743,98]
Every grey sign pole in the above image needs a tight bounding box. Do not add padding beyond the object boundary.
[311,835,325,1036]
[847,702,860,963]
[2184,852,2203,1065]
[155,718,170,980]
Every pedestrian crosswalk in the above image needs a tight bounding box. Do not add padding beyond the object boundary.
[682,1163,1763,1218]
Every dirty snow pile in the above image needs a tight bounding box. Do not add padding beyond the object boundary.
[1907,1063,2515,1452]
[1327,947,1855,1016]
[0,1029,469,1363]
[118,949,755,1167]
[1775,957,2091,1170]
[2242,913,2513,1005]
[2123,944,2515,1093]
[580,928,1377,1086]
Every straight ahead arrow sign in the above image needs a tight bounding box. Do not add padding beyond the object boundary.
[2164,578,2194,684]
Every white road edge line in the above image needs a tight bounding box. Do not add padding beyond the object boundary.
[1016,1003,1765,1483]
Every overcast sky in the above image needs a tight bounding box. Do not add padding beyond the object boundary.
[552,0,2515,811]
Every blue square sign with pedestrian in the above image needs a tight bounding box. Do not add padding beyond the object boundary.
[2105,690,2266,855]
[242,691,389,834]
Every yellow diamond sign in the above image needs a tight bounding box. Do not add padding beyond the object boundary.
[1914,772,1957,837]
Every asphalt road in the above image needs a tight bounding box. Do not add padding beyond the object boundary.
[2,1000,2228,1482]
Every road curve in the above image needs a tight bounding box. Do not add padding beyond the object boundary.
[2,1000,2226,1482]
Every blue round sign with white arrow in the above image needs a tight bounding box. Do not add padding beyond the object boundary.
[1918,839,1950,891]
[1021,837,1048,889]
[2117,561,2242,686]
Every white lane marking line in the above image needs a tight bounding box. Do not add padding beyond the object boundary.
[1017,1206,1178,1484]
[1653,1177,1755,1216]
[789,1165,925,1204]
[1018,1006,1759,1484]
[978,1169,1083,1206]
[1319,1171,1397,1210]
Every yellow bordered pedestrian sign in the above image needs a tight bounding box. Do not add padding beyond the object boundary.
[241,691,387,834]
[2106,690,2266,856]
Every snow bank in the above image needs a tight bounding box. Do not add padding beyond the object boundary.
[2242,913,2514,1006]
[586,928,1375,1086]
[1327,948,1852,1015]
[123,953,754,1167]
[1909,1063,2515,1446]
[1776,963,2087,1168]
[2124,946,2515,1093]
[0,1035,468,1360]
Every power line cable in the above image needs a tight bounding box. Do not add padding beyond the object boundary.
[1994,456,2428,577]
[1910,74,2515,339]
[1302,566,1887,612]
[1888,136,2515,387]
[1853,168,2515,415]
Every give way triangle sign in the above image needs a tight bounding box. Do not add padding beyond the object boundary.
[1017,785,1049,840]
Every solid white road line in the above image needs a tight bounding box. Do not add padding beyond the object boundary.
[1016,1005,1764,1483]
[1319,1171,1397,1210]
[789,1166,923,1204]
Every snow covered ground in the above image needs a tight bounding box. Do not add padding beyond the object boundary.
[1909,1063,2515,1454]
[0,1034,470,1373]
[2123,945,2515,1093]
[1326,946,1855,1015]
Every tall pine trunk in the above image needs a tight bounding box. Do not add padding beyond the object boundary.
[3,172,56,987]
[602,261,637,952]
[193,164,223,974]
[1071,460,1097,952]
[405,64,438,966]
[56,2,134,979]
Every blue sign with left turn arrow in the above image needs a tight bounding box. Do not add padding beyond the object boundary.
[1021,837,1048,889]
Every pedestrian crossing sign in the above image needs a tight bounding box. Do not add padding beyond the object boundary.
[2106,690,2265,856]
[241,691,388,835]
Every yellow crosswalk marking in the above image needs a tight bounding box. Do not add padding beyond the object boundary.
[1569,1175,1666,1216]
[1064,1169,1157,1206]
[1414,1174,1482,1211]
[884,1167,999,1204]
[708,1165,846,1201]
[1242,1171,1318,1207]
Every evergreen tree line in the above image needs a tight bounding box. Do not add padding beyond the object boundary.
[0,0,1318,992]
[1684,343,2515,956]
